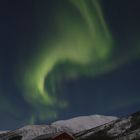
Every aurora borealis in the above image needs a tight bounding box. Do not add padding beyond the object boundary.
[1,0,140,129]
[20,0,114,121]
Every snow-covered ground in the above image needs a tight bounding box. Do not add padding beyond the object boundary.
[0,131,9,134]
[0,115,118,140]
[52,115,118,133]
[1,112,140,140]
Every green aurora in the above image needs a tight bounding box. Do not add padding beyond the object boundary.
[14,0,140,122]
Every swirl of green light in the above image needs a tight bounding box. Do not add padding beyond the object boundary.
[20,0,116,120]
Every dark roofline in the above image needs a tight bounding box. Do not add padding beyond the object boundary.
[32,131,75,140]
[52,131,75,139]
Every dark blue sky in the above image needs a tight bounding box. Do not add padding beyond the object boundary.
[0,0,140,130]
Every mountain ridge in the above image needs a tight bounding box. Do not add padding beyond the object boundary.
[1,112,140,140]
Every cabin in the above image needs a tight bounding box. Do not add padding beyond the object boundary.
[33,132,76,140]
[51,132,75,140]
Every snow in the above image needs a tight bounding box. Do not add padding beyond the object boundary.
[0,115,118,140]
[52,115,118,133]
[0,131,9,134]
[17,125,57,140]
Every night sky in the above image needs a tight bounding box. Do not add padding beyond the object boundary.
[1,0,140,130]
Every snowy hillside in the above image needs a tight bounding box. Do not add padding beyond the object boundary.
[0,114,118,140]
[52,115,118,133]
[1,112,140,140]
